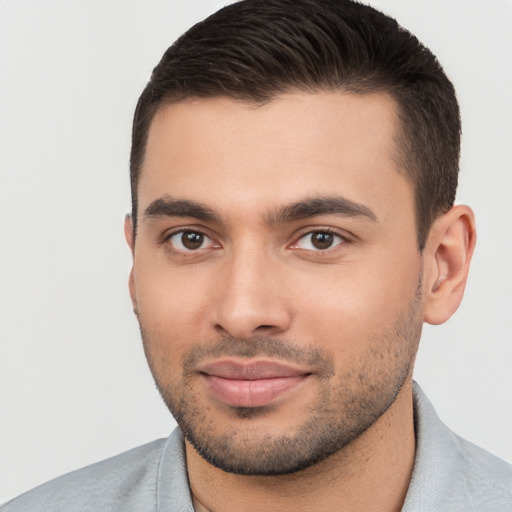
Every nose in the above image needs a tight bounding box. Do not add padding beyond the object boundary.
[209,248,293,339]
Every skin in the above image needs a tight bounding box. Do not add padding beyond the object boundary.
[125,92,476,511]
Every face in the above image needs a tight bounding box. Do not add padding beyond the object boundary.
[128,92,424,475]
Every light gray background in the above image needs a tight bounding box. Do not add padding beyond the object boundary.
[1,0,511,503]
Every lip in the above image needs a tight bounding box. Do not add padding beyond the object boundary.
[198,359,311,408]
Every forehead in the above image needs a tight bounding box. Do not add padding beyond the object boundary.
[139,92,412,223]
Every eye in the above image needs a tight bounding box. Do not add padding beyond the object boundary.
[167,230,217,252]
[293,230,345,251]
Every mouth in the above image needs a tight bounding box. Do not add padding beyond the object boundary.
[197,359,312,408]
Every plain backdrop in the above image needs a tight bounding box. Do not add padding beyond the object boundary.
[1,0,511,503]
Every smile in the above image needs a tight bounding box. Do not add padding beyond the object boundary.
[198,360,311,408]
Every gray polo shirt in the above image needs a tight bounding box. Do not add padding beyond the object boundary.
[3,383,511,511]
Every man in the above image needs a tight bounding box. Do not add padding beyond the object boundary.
[2,0,511,510]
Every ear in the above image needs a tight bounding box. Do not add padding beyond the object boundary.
[124,214,138,313]
[124,213,135,252]
[423,205,476,325]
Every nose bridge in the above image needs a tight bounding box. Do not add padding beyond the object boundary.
[211,239,291,338]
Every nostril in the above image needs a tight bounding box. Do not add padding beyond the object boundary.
[214,324,231,336]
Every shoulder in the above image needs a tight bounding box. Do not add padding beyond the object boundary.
[1,437,170,512]
[405,383,512,511]
[448,431,512,506]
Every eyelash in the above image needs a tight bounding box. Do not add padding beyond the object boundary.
[161,227,349,256]
[289,228,347,253]
[162,228,219,255]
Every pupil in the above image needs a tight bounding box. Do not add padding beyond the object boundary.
[182,232,204,250]
[312,232,333,249]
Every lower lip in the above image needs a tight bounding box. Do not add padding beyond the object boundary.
[202,374,308,408]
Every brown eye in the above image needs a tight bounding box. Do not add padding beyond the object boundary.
[293,231,344,251]
[182,232,204,250]
[168,230,215,252]
[311,232,335,249]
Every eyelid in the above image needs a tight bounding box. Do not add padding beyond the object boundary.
[289,227,349,252]
[162,226,221,253]
[161,224,213,242]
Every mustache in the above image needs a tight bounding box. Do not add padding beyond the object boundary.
[182,336,335,377]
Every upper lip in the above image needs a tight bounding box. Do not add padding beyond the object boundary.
[197,359,310,380]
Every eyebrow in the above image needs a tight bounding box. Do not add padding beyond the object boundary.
[143,196,219,223]
[142,194,377,225]
[265,195,377,225]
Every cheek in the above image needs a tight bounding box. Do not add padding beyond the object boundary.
[133,263,211,358]
[291,255,421,353]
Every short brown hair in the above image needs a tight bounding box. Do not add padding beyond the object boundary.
[130,0,460,250]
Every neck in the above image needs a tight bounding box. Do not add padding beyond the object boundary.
[186,380,416,512]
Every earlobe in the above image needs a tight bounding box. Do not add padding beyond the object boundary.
[423,205,476,325]
[128,267,138,316]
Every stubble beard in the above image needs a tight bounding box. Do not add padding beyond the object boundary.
[139,284,423,476]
